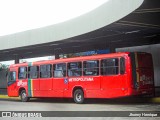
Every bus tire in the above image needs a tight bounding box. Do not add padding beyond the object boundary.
[74,89,84,104]
[20,90,30,102]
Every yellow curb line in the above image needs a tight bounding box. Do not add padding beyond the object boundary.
[150,97,160,103]
[0,95,20,100]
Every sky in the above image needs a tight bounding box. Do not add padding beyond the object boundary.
[0,0,108,37]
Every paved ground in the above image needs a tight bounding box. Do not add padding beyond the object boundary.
[0,98,160,111]
[0,98,160,120]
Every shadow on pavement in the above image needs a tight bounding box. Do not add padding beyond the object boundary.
[0,97,158,105]
[29,97,157,105]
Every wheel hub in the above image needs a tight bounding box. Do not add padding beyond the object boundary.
[76,93,82,101]
[22,93,26,99]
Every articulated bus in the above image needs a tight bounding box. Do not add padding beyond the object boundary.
[7,52,154,103]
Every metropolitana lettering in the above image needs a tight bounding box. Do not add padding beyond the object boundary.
[69,78,93,82]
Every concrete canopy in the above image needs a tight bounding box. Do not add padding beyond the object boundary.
[0,0,143,50]
[0,0,160,61]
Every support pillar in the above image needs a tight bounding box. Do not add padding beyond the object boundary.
[15,55,19,64]
[109,47,115,53]
[55,54,59,59]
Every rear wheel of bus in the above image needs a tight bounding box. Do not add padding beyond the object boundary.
[20,90,30,102]
[73,89,84,104]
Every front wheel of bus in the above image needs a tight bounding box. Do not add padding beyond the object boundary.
[74,89,84,104]
[20,90,30,102]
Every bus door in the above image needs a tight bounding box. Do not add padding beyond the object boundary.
[7,70,18,96]
[28,66,39,97]
[52,63,68,97]
[101,58,127,97]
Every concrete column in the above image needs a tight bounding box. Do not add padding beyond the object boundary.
[109,47,115,53]
[15,55,19,64]
[55,54,59,59]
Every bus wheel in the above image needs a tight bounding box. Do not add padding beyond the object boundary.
[20,90,30,102]
[74,89,84,104]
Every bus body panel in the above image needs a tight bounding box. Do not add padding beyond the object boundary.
[52,77,68,97]
[40,78,52,91]
[100,75,128,98]
[8,82,19,97]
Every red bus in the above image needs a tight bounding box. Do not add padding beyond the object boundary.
[7,52,154,103]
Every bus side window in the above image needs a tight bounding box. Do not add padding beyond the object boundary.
[101,58,119,75]
[40,64,52,78]
[53,63,66,78]
[120,57,125,74]
[18,67,27,79]
[83,60,99,76]
[8,71,16,81]
[68,62,82,77]
[28,66,39,79]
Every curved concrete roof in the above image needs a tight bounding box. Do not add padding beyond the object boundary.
[0,0,143,50]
